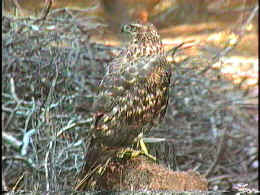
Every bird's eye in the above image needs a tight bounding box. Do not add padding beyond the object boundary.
[125,25,131,31]
[122,24,138,34]
[122,25,131,33]
[130,25,137,32]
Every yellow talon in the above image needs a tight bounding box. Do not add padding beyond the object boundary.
[135,133,157,161]
[139,137,149,155]
[117,134,157,162]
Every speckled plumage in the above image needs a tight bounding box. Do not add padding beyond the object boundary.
[89,22,171,148]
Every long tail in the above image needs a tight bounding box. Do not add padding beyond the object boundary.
[75,138,102,190]
[82,138,101,175]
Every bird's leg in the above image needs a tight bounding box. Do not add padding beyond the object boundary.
[117,147,141,159]
[117,133,156,161]
[136,133,157,161]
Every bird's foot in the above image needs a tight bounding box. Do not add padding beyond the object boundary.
[117,140,156,162]
[137,137,157,161]
[117,148,140,159]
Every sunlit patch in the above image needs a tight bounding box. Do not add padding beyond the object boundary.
[245,23,253,32]
[212,56,258,88]
[228,33,239,46]
[208,32,223,42]
[122,104,128,112]
[102,125,109,131]
[112,106,119,114]
[103,116,110,123]
[208,31,240,48]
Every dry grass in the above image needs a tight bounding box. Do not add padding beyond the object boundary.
[2,3,258,192]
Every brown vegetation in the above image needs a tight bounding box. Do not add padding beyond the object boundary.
[2,0,258,193]
[76,153,208,191]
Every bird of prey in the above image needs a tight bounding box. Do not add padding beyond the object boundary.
[76,22,171,190]
[88,22,171,156]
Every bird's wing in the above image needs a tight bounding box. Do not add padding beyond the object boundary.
[93,52,169,115]
[103,55,166,84]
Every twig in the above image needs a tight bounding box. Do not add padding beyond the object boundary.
[10,77,20,103]
[2,174,9,191]
[166,42,185,57]
[3,102,21,131]
[45,141,53,191]
[21,129,36,156]
[74,164,101,190]
[240,4,258,32]
[2,132,23,150]
[23,98,36,131]
[207,174,234,182]
[33,0,53,24]
[199,4,258,76]
[12,173,24,191]
[2,155,42,172]
[57,118,93,137]
[12,0,24,17]
[204,126,227,177]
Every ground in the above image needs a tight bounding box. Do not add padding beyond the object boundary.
[2,0,258,192]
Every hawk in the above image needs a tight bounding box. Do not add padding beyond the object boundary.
[89,21,171,156]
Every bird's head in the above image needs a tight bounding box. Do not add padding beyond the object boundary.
[121,22,161,44]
